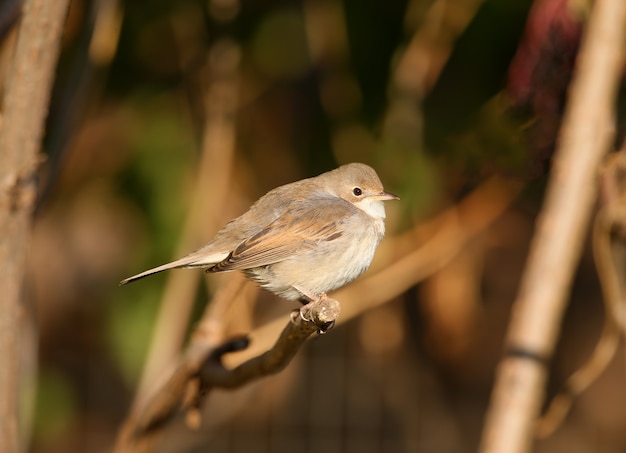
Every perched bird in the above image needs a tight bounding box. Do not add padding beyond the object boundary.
[120,163,398,304]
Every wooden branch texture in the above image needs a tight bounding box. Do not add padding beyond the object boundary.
[0,0,69,452]
[114,297,340,453]
[480,1,626,452]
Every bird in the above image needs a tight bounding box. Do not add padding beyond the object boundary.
[120,163,398,304]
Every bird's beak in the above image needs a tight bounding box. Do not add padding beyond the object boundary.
[371,191,400,201]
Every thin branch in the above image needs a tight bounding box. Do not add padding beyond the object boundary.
[0,0,70,451]
[114,297,339,453]
[537,146,626,437]
[479,1,626,452]
[594,149,626,334]
[196,298,339,390]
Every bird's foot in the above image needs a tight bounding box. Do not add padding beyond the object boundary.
[298,292,327,320]
[293,293,336,334]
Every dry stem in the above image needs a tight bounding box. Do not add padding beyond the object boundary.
[537,146,626,437]
[0,0,70,451]
[114,297,339,453]
[479,1,626,452]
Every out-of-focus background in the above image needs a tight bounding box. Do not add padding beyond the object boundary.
[4,0,626,451]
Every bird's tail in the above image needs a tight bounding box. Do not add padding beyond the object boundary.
[119,250,228,285]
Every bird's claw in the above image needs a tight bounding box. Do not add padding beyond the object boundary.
[292,293,336,334]
[299,308,310,323]
[289,307,313,323]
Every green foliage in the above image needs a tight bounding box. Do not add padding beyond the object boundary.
[107,284,161,383]
[33,370,78,445]
[118,95,196,265]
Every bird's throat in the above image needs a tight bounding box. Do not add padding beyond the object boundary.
[355,198,386,219]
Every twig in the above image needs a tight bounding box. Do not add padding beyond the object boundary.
[194,298,339,391]
[0,0,70,451]
[116,264,254,453]
[594,150,626,334]
[114,296,339,453]
[537,146,626,437]
[479,1,626,452]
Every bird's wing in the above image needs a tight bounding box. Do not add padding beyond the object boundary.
[210,202,349,272]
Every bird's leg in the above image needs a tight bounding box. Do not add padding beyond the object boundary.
[292,284,324,305]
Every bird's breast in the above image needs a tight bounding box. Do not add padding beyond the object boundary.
[255,216,384,300]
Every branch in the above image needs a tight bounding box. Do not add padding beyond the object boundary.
[197,298,339,389]
[0,0,70,451]
[114,297,339,453]
[479,1,626,452]
[537,144,626,437]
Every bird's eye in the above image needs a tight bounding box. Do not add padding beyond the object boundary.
[353,187,362,196]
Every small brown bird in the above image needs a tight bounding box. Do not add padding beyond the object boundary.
[120,163,398,303]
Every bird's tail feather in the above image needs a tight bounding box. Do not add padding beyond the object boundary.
[119,251,227,285]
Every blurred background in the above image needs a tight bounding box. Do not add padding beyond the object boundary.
[3,0,626,451]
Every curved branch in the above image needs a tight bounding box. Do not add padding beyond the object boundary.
[114,297,340,453]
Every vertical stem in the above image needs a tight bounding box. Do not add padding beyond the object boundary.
[479,1,626,452]
[0,0,70,451]
[133,38,240,409]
